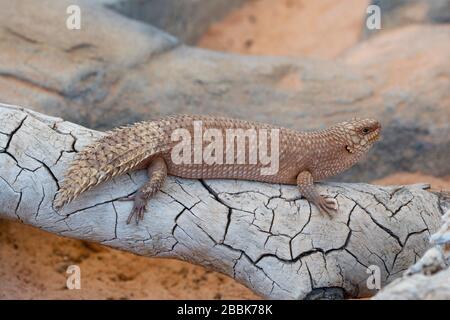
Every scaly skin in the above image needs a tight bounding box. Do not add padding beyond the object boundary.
[54,115,381,223]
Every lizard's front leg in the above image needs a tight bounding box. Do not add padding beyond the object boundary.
[119,157,167,224]
[296,171,338,217]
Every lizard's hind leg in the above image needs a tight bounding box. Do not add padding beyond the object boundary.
[119,157,167,224]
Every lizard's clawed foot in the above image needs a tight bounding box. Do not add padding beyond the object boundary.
[117,192,148,224]
[282,194,338,218]
[314,196,338,217]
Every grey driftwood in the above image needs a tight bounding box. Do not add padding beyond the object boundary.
[0,103,447,299]
[373,208,450,299]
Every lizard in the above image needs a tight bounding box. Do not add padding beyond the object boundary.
[54,115,381,224]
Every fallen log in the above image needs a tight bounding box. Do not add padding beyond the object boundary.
[373,208,450,299]
[0,103,446,299]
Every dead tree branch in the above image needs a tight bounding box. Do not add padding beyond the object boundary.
[0,103,446,299]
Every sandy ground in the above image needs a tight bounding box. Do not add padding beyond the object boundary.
[197,0,369,59]
[0,221,259,300]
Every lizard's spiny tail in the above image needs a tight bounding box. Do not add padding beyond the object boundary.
[54,121,169,209]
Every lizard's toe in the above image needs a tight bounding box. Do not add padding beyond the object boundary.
[316,196,338,217]
[323,197,338,210]
[136,203,147,224]
[125,193,148,225]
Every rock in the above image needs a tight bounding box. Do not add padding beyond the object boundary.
[428,0,450,23]
[100,0,246,44]
[364,0,450,38]
[0,0,179,127]
[0,0,448,181]
[195,0,369,59]
[341,24,450,180]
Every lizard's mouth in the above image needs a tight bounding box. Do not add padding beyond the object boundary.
[345,129,381,154]
[368,129,381,143]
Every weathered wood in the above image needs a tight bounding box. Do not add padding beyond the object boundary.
[0,103,446,299]
[373,210,450,299]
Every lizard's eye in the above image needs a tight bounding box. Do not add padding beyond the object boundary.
[362,127,370,134]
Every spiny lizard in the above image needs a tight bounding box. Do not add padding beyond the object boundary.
[54,115,381,223]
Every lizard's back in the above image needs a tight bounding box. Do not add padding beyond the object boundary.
[159,115,307,184]
[55,114,312,208]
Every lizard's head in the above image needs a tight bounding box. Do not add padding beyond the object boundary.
[337,118,381,157]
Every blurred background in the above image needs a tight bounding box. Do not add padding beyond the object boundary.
[0,0,449,299]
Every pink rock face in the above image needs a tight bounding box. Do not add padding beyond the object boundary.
[197,0,370,59]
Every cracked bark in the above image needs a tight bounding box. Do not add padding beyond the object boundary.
[373,209,450,300]
[0,103,448,300]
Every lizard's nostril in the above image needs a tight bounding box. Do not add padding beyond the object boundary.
[375,122,382,130]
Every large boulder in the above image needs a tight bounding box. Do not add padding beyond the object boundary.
[0,0,448,181]
[99,0,246,44]
[341,24,450,179]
